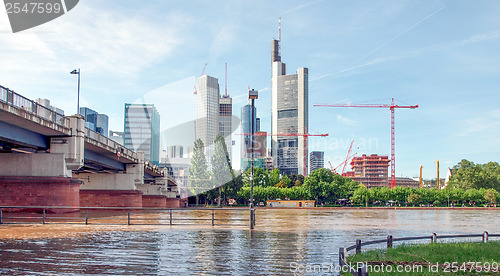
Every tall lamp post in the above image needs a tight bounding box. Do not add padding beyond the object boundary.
[70,68,80,114]
[248,88,258,230]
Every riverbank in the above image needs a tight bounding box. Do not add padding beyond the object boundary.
[346,242,500,275]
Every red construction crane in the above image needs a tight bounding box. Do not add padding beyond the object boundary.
[193,63,208,95]
[329,140,355,175]
[238,131,328,176]
[314,98,418,188]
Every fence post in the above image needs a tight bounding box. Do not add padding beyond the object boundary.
[431,233,437,243]
[169,210,172,226]
[356,239,362,254]
[339,247,345,267]
[387,235,393,248]
[483,231,489,243]
[357,264,368,276]
[42,209,46,224]
[85,210,88,225]
[127,209,131,225]
[212,210,215,226]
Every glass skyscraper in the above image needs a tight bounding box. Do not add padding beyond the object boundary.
[123,103,160,164]
[271,39,309,176]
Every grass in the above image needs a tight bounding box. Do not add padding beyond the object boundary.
[345,242,500,275]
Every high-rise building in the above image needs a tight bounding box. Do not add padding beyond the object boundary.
[241,104,266,172]
[271,39,309,176]
[309,151,324,173]
[219,95,233,163]
[349,154,390,188]
[196,75,220,164]
[196,75,233,166]
[124,103,160,164]
[79,107,108,137]
[167,145,184,159]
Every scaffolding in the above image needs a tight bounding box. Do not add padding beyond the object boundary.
[349,154,389,188]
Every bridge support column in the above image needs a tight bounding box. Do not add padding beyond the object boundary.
[0,150,83,212]
[78,152,145,207]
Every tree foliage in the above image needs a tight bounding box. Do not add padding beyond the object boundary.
[449,159,500,191]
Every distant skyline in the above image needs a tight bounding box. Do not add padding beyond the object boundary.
[1,0,499,179]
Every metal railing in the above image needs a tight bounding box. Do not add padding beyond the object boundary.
[83,127,139,163]
[0,206,250,227]
[339,232,499,276]
[0,85,69,128]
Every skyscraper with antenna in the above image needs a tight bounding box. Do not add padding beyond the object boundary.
[271,18,309,175]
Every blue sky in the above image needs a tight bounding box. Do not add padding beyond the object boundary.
[1,0,499,179]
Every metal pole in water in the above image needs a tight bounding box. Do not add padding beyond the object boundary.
[42,209,46,224]
[85,209,88,225]
[0,208,2,225]
[127,209,131,225]
[169,209,172,225]
[212,210,215,226]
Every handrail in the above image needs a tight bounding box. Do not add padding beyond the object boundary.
[0,85,69,128]
[339,231,497,276]
[0,206,251,227]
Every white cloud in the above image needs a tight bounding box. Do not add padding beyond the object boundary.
[209,25,236,62]
[336,114,357,126]
[0,2,190,81]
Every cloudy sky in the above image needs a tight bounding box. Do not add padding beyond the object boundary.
[1,0,499,179]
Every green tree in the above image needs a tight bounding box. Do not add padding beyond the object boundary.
[189,139,209,205]
[269,168,281,187]
[484,189,499,205]
[211,134,232,206]
[407,193,422,206]
[351,185,369,206]
[449,159,500,191]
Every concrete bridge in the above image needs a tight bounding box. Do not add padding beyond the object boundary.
[0,85,179,210]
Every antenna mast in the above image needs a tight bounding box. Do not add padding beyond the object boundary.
[278,17,281,56]
[225,62,228,96]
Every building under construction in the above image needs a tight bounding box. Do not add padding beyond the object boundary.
[345,154,390,188]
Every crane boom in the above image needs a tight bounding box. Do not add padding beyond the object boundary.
[314,98,418,188]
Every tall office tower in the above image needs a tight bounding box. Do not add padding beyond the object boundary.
[124,103,160,164]
[219,94,233,163]
[196,75,220,164]
[79,107,109,137]
[241,104,257,172]
[271,39,309,175]
[309,151,324,173]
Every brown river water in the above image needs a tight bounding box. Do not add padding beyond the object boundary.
[0,208,499,275]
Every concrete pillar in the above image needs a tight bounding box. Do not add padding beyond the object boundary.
[50,115,85,171]
[0,153,71,177]
[77,151,146,207]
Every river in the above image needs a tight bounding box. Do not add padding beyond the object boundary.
[0,208,498,275]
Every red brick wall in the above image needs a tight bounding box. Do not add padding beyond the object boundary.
[142,195,167,208]
[0,176,81,213]
[80,190,143,207]
[166,198,180,208]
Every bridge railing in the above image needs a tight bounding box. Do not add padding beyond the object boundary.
[84,127,138,162]
[0,85,69,128]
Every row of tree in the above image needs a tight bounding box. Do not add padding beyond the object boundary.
[189,142,500,207]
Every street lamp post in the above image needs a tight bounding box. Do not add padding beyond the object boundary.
[70,68,80,114]
[248,88,258,230]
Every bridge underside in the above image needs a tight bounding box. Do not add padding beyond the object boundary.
[0,121,49,151]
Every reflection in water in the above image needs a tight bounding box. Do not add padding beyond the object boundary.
[0,209,499,274]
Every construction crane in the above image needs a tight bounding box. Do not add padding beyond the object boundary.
[341,140,355,175]
[314,98,418,188]
[238,131,328,176]
[193,63,208,95]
